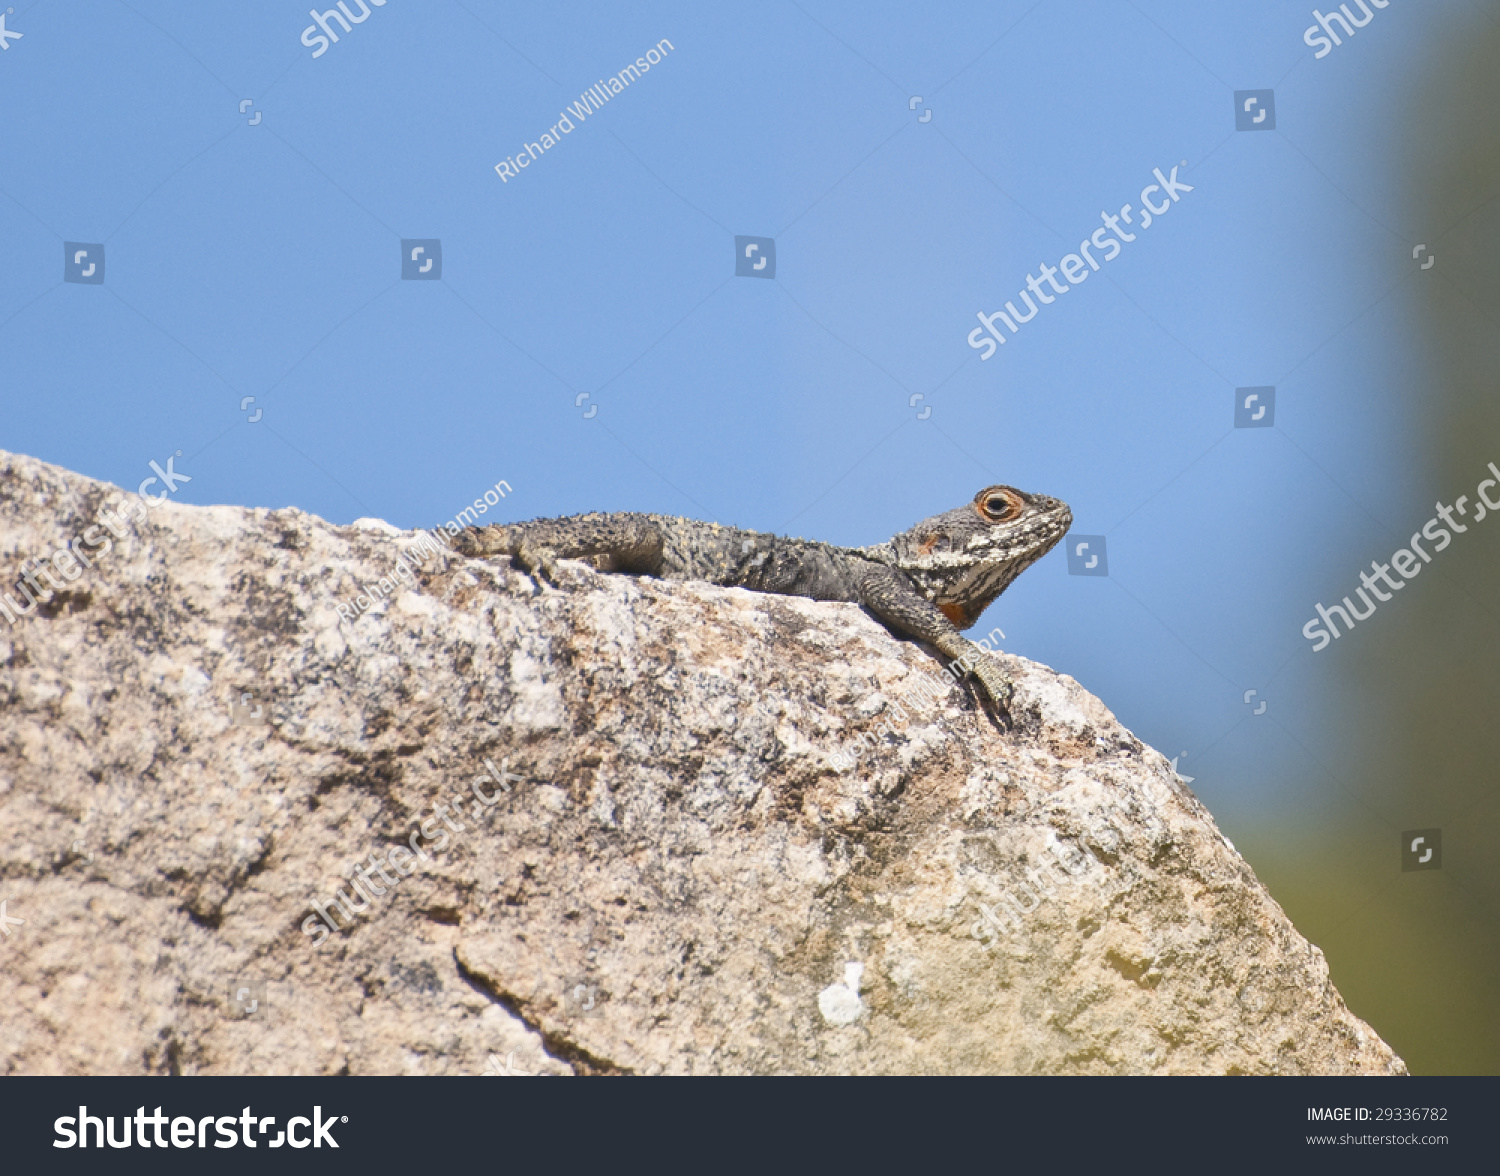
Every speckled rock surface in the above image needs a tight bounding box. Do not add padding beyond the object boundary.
[0,449,1405,1075]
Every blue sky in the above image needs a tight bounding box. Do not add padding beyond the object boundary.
[3,0,1496,1065]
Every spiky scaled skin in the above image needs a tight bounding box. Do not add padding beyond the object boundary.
[454,486,1072,715]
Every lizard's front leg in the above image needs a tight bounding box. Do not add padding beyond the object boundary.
[930,630,1013,713]
[856,567,1014,713]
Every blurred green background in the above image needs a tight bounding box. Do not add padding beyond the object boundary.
[1233,12,1500,1075]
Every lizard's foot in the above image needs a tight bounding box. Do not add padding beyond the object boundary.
[965,651,1015,716]
[514,542,563,586]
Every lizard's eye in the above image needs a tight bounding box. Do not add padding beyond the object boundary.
[972,486,1020,525]
[979,490,1020,522]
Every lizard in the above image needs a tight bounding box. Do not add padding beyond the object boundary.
[452,485,1072,717]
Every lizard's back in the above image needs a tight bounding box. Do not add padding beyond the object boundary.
[625,513,877,605]
[455,485,1072,715]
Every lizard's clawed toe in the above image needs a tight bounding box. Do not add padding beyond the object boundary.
[971,657,1015,716]
[516,543,563,586]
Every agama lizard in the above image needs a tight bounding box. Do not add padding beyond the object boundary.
[454,485,1072,715]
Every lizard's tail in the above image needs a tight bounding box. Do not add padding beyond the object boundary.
[451,523,518,558]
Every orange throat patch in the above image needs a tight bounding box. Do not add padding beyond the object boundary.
[938,601,971,628]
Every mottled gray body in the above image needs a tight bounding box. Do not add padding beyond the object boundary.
[455,486,1072,714]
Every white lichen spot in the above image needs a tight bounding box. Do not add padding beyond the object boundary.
[349,518,401,535]
[395,591,435,617]
[817,962,865,1026]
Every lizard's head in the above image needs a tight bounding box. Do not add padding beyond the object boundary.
[884,485,1072,628]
